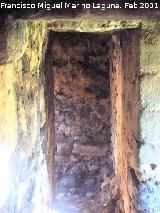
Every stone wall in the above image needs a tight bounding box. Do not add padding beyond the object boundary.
[51,32,122,212]
[139,22,160,213]
[0,16,160,213]
[110,30,140,213]
[0,20,50,213]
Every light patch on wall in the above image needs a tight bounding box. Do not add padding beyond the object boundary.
[31,149,51,213]
[0,64,17,152]
[0,145,11,207]
[17,183,27,211]
[140,182,160,213]
[48,209,62,213]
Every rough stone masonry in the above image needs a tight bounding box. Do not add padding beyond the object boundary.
[52,32,123,213]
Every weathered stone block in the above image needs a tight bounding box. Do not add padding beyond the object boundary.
[72,144,107,157]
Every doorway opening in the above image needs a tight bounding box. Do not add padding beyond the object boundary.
[44,29,140,213]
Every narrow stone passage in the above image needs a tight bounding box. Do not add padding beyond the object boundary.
[50,32,123,213]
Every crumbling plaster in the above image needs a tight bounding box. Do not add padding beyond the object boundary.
[0,17,160,212]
